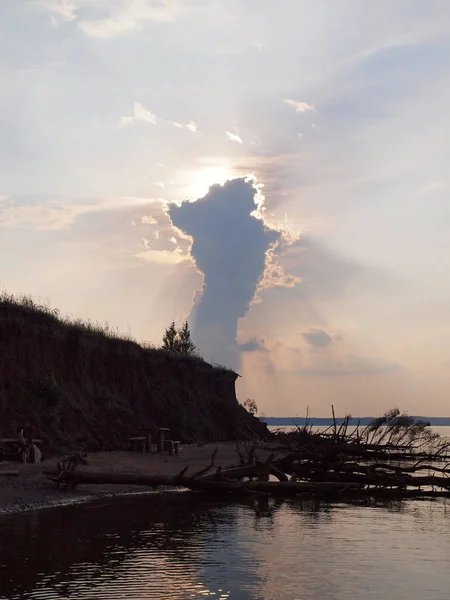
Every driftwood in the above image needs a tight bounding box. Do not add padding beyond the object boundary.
[0,470,19,477]
[44,458,450,499]
[44,410,450,501]
[44,465,363,497]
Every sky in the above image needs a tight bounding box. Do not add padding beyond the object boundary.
[1,0,450,417]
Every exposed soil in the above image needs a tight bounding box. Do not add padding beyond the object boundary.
[0,299,267,454]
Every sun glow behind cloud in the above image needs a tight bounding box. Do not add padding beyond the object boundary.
[178,165,241,201]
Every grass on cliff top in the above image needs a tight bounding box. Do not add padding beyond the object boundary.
[0,291,234,373]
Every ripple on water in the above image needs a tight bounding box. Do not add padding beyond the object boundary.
[1,494,450,600]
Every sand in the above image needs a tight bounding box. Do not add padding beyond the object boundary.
[0,442,266,516]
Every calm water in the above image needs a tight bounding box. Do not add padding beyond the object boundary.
[2,492,450,600]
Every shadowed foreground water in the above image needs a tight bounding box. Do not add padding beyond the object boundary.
[1,492,450,600]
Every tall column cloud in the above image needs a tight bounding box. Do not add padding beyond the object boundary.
[168,178,279,370]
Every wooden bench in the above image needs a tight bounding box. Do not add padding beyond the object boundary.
[163,440,181,456]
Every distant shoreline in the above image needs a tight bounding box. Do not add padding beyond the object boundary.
[262,417,450,427]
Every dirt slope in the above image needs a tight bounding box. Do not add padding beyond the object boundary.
[0,300,267,453]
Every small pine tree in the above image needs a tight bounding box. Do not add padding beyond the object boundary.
[177,321,197,356]
[162,320,197,355]
[162,321,179,353]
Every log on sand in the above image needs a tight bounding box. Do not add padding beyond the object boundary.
[44,467,363,496]
[0,470,19,477]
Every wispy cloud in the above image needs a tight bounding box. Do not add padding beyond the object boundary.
[0,196,159,231]
[226,130,243,144]
[78,0,184,39]
[120,102,157,126]
[172,119,198,133]
[136,248,189,265]
[119,104,198,133]
[38,0,78,22]
[185,120,198,133]
[141,215,157,224]
[283,99,316,113]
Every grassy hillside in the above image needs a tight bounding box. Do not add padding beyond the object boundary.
[0,293,267,453]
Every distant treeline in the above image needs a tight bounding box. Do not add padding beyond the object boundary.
[262,416,450,427]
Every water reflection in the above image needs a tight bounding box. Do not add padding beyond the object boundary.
[1,493,450,599]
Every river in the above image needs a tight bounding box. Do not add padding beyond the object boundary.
[2,426,450,599]
[1,491,450,600]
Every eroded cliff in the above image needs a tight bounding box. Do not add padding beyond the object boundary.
[0,298,267,452]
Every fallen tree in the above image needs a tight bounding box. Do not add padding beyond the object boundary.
[44,409,450,501]
[44,459,363,497]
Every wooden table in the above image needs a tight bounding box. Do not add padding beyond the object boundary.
[126,437,146,453]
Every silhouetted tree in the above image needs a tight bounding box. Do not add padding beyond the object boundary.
[162,321,197,356]
[244,398,258,416]
[162,321,179,353]
[177,321,197,355]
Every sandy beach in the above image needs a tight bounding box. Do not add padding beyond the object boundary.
[0,442,271,516]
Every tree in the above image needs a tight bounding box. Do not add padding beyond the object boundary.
[177,321,197,355]
[243,398,258,416]
[162,321,197,356]
[162,321,179,353]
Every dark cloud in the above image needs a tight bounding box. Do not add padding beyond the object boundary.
[302,327,333,348]
[239,337,268,353]
[168,178,279,369]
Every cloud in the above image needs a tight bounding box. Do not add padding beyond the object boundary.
[226,130,243,144]
[120,105,198,133]
[186,120,198,133]
[168,178,280,369]
[278,236,366,300]
[136,248,189,264]
[239,337,268,353]
[141,215,157,224]
[240,326,399,380]
[255,239,301,296]
[172,119,198,133]
[0,196,160,231]
[302,327,333,348]
[38,0,78,22]
[241,233,397,376]
[78,0,183,38]
[283,99,316,113]
[120,102,157,126]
